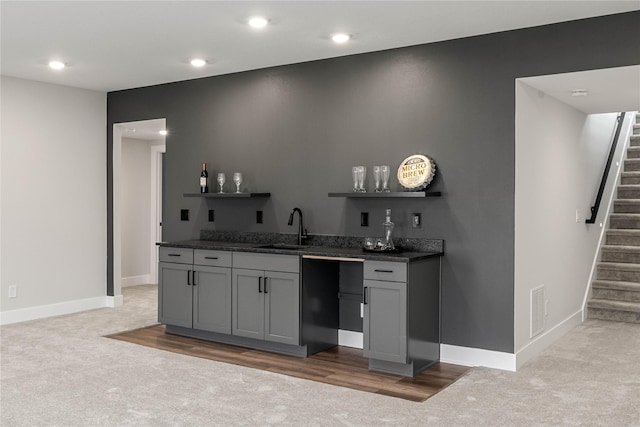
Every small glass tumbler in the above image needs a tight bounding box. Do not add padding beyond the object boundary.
[373,166,381,192]
[380,165,390,192]
[352,166,359,192]
[363,237,375,250]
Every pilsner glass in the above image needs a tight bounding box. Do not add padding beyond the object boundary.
[381,165,390,192]
[357,166,366,192]
[373,166,381,192]
[352,166,359,192]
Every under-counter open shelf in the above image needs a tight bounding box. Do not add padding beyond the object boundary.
[184,192,271,198]
[328,191,441,198]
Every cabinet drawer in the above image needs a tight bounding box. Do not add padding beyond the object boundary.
[194,249,232,267]
[233,252,299,273]
[363,261,407,282]
[159,247,194,264]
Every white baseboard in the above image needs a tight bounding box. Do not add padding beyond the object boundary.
[439,310,583,372]
[440,344,517,371]
[515,309,583,370]
[0,296,113,325]
[338,330,363,348]
[121,274,151,287]
[107,294,124,308]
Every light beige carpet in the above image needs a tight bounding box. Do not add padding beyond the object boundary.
[1,284,639,426]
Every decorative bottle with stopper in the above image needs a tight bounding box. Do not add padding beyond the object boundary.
[382,208,395,250]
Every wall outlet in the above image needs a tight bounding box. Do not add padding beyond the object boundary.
[256,210,263,224]
[8,285,17,298]
[180,209,189,221]
[412,213,422,228]
[575,209,581,223]
[208,209,214,222]
[360,212,369,227]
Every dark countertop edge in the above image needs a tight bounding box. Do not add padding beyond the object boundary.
[157,240,443,262]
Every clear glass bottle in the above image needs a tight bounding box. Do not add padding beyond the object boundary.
[382,208,395,250]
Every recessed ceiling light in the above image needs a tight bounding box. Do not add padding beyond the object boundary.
[190,58,207,67]
[571,89,588,97]
[331,33,350,44]
[48,60,65,70]
[248,16,268,29]
[159,130,168,136]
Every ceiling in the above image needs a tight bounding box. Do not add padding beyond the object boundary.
[522,66,640,115]
[2,1,639,93]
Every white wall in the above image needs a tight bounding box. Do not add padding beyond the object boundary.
[0,76,107,323]
[514,81,622,365]
[121,137,151,286]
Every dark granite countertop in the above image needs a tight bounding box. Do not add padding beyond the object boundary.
[158,239,443,262]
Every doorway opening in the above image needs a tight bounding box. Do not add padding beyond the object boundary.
[112,119,166,303]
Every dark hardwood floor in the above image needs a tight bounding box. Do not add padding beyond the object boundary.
[107,325,471,402]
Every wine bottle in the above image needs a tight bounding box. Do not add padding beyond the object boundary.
[200,162,209,193]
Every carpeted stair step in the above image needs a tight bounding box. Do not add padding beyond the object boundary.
[631,135,640,147]
[626,147,640,159]
[592,280,640,303]
[606,229,640,246]
[601,245,640,263]
[634,123,640,133]
[597,262,640,282]
[587,299,640,323]
[609,213,640,229]
[613,199,640,213]
[624,159,640,172]
[616,185,640,199]
[620,172,640,185]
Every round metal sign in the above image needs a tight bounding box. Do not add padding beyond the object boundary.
[397,154,436,191]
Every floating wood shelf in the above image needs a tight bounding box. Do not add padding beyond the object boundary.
[328,191,441,198]
[184,192,271,198]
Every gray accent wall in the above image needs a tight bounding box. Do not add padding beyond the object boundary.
[107,12,640,353]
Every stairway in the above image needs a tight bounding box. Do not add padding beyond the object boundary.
[588,113,640,323]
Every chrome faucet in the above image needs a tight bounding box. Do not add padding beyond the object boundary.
[288,208,308,245]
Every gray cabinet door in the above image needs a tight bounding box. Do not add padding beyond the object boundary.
[193,266,232,334]
[232,268,264,339]
[264,271,300,345]
[363,279,407,364]
[158,262,193,328]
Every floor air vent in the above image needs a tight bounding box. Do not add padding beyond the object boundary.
[530,285,545,338]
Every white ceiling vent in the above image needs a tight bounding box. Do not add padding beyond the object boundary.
[530,285,545,338]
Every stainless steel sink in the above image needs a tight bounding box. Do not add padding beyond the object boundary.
[258,243,311,250]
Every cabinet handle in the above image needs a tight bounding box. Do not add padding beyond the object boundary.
[264,277,269,294]
[187,270,191,286]
[168,254,181,257]
[192,271,197,286]
[204,256,218,260]
[363,287,368,305]
[258,277,263,293]
[374,269,393,273]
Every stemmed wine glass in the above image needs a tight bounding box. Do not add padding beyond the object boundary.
[233,172,243,193]
[217,173,226,193]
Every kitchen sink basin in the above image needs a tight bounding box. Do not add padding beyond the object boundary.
[259,243,311,250]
